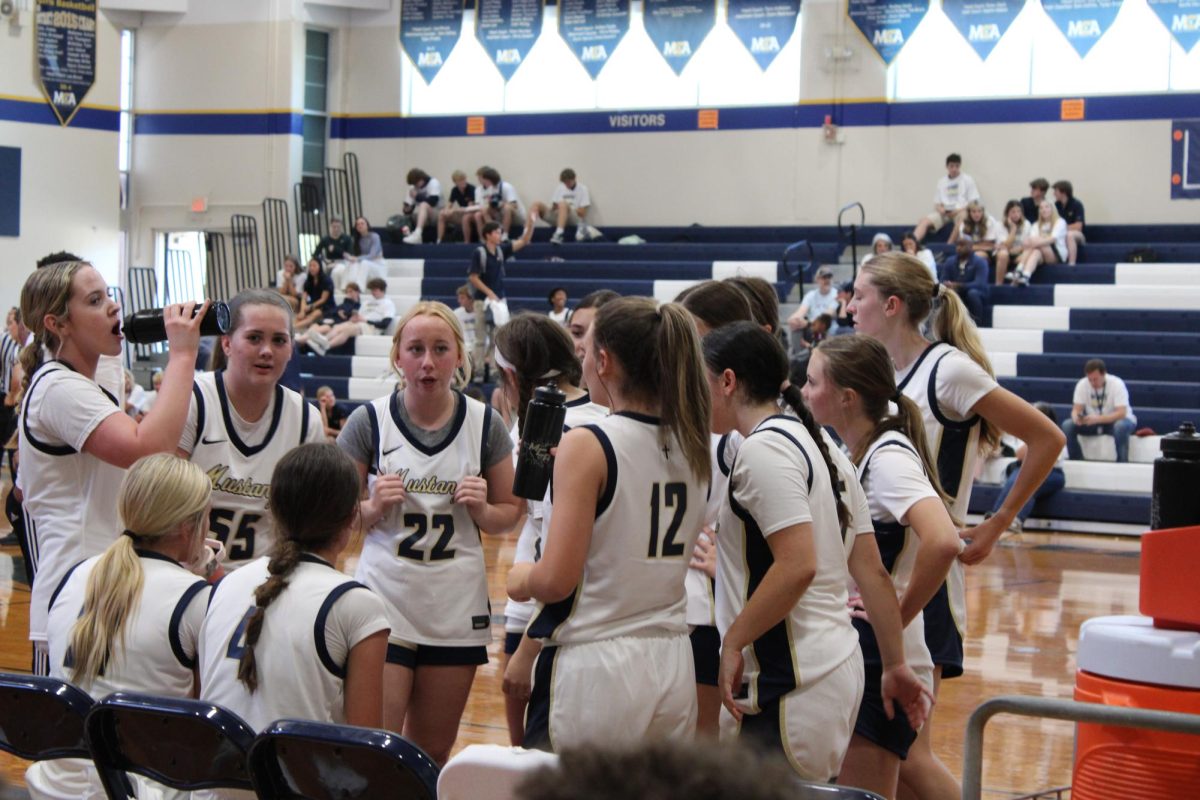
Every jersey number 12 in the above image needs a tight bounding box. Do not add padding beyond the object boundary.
[648,482,687,558]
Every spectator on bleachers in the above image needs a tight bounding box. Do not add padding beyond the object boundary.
[547,286,570,325]
[949,200,1000,258]
[1011,199,1067,286]
[1053,180,1086,265]
[833,281,854,334]
[123,369,148,419]
[333,281,361,322]
[335,216,385,290]
[913,153,981,242]
[529,168,602,244]
[468,220,534,374]
[139,370,163,416]
[454,284,479,353]
[275,254,305,312]
[786,265,839,333]
[474,166,526,242]
[939,240,990,325]
[401,168,442,245]
[437,170,480,244]
[988,402,1066,534]
[311,216,353,264]
[994,200,1032,285]
[1063,358,1137,463]
[296,257,335,330]
[304,277,395,356]
[860,232,893,265]
[901,231,939,280]
[1020,177,1049,223]
[316,385,348,439]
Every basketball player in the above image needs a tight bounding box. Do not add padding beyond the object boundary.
[703,322,932,781]
[200,443,389,731]
[17,261,207,675]
[849,252,1063,799]
[336,301,521,764]
[510,297,712,751]
[805,336,961,799]
[31,454,212,799]
[179,290,325,569]
[493,314,605,745]
[565,289,618,361]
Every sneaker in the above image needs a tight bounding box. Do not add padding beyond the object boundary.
[1006,518,1024,535]
[586,225,603,241]
[550,230,564,245]
[1005,269,1017,282]
[501,232,510,243]
[308,329,330,350]
[1014,272,1029,287]
[306,336,328,356]
[403,229,423,245]
[574,226,587,242]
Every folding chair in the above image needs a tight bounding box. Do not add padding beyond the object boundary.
[248,719,439,800]
[85,692,256,798]
[0,672,134,797]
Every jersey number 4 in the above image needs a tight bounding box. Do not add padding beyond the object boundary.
[648,482,687,558]
[210,509,259,561]
[397,513,456,562]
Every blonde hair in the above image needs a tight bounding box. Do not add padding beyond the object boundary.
[19,261,89,387]
[591,298,711,482]
[1036,200,1062,236]
[389,301,472,388]
[68,454,212,687]
[860,252,1000,452]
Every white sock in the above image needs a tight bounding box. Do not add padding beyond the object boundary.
[554,227,564,235]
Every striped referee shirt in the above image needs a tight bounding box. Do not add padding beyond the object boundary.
[0,333,18,399]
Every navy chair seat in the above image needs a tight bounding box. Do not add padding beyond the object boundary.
[795,778,886,799]
[0,673,94,761]
[85,692,256,797]
[249,719,439,800]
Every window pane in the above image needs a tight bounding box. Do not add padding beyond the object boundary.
[303,114,327,145]
[306,29,328,59]
[303,142,326,176]
[304,83,326,112]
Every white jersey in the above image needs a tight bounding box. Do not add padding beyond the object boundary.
[199,554,389,732]
[684,433,733,628]
[527,412,708,646]
[18,361,126,642]
[856,432,944,686]
[715,415,860,712]
[181,370,325,568]
[355,391,496,647]
[48,551,209,698]
[895,341,997,636]
[505,396,606,634]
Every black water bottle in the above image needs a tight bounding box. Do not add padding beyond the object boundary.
[122,302,231,345]
[1151,422,1200,530]
[512,385,568,500]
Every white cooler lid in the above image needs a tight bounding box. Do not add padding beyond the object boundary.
[1078,615,1200,690]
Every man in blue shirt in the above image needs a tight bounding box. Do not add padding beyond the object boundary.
[1053,180,1086,265]
[468,221,533,376]
[939,240,990,325]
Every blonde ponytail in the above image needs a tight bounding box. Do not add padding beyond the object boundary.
[656,303,712,482]
[930,287,1000,451]
[18,261,89,389]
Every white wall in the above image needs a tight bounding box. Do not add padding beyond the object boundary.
[0,13,122,312]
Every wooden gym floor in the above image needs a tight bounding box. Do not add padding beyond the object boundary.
[0,519,1141,797]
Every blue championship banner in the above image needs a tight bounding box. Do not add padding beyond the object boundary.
[643,0,718,75]
[1172,121,1200,200]
[476,0,546,81]
[559,0,631,78]
[1041,0,1122,57]
[848,0,931,64]
[400,0,464,84]
[35,0,97,127]
[1148,0,1200,52]
[727,1,801,70]
[943,0,1022,59]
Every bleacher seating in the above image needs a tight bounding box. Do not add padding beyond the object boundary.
[298,223,1200,534]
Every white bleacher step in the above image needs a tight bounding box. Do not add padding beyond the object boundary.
[351,355,392,379]
[1078,434,1160,464]
[711,261,778,281]
[353,335,394,358]
[653,279,700,303]
[348,375,398,402]
[384,258,425,279]
[979,328,1043,355]
[978,457,1152,494]
[1114,263,1200,286]
[1054,284,1200,310]
[992,306,1070,330]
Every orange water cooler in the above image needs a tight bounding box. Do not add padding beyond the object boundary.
[1070,525,1200,798]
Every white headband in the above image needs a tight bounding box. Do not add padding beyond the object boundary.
[494,347,561,380]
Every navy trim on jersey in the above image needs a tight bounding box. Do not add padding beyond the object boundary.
[314,581,370,679]
[47,559,84,614]
[366,402,381,476]
[580,424,618,517]
[859,438,921,485]
[134,549,181,565]
[169,580,209,669]
[300,400,311,445]
[214,370,286,457]
[716,433,732,478]
[207,576,224,609]
[192,382,206,446]
[751,424,814,493]
[928,351,981,500]
[526,587,578,641]
[25,515,40,583]
[565,393,592,408]
[480,402,493,469]
[299,553,334,568]
[895,342,941,394]
[21,365,79,456]
[391,390,466,456]
[523,645,558,752]
[614,410,660,425]
[927,352,981,433]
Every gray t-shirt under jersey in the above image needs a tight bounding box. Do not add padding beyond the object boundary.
[337,391,513,470]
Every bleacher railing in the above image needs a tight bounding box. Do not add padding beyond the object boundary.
[126,267,161,360]
[324,166,352,228]
[231,213,264,293]
[205,231,232,302]
[294,181,325,265]
[837,201,865,278]
[343,152,362,224]
[262,198,292,275]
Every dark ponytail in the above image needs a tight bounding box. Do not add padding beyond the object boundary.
[703,322,848,535]
[237,443,361,692]
[675,280,753,331]
[493,313,583,437]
